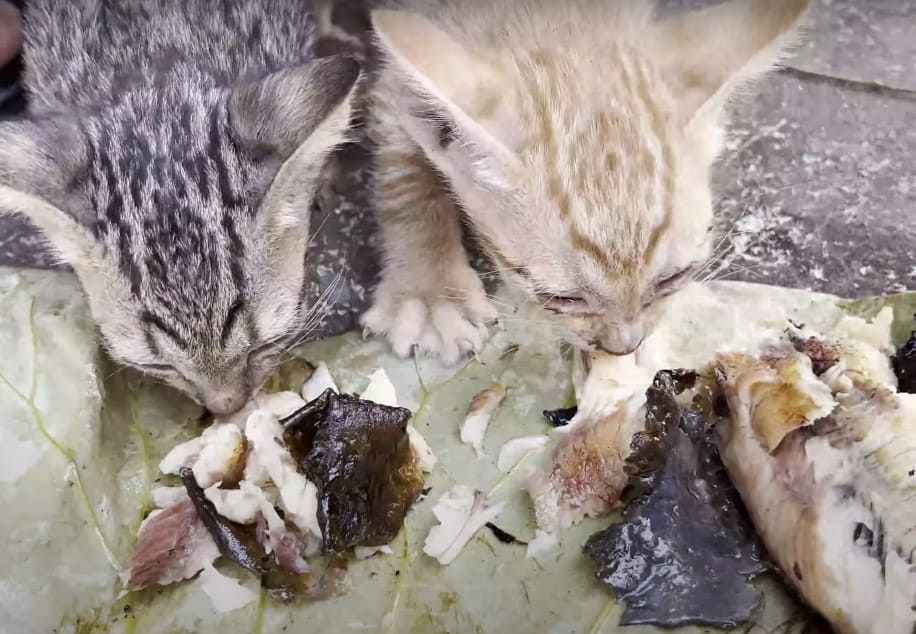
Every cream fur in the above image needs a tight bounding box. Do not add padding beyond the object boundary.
[363,0,811,362]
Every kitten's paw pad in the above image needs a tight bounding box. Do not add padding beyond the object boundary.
[361,295,496,365]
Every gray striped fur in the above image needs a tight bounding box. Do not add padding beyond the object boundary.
[0,0,360,413]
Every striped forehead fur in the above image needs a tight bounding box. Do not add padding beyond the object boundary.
[0,0,361,413]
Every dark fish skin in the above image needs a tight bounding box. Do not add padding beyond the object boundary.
[485,523,527,545]
[179,467,266,575]
[542,406,578,427]
[180,467,312,602]
[584,371,766,630]
[892,325,916,393]
[282,388,424,553]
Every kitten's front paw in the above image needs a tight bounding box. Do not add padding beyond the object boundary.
[362,285,498,365]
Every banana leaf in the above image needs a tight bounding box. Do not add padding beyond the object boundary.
[1,267,913,634]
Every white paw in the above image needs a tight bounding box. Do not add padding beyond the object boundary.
[362,286,498,365]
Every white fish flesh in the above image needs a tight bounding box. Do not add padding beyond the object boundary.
[716,311,916,634]
[424,485,505,565]
[528,350,653,530]
[460,383,507,457]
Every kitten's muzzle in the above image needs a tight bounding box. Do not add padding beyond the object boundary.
[591,325,647,356]
[203,389,250,416]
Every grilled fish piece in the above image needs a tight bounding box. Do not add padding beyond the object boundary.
[716,311,916,634]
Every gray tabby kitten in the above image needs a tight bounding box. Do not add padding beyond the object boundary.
[0,0,360,414]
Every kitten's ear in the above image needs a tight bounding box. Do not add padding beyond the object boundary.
[654,0,811,126]
[371,10,518,167]
[231,56,360,248]
[228,55,361,160]
[235,57,360,289]
[0,119,101,267]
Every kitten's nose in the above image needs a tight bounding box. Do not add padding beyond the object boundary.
[203,390,249,416]
[595,327,646,356]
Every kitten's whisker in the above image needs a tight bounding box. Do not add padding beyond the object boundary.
[300,281,342,335]
[288,271,346,352]
[714,262,767,278]
[104,364,131,381]
[697,252,734,280]
[430,293,514,310]
[703,262,767,283]
[707,270,751,283]
[698,254,738,281]
[306,212,334,249]
[496,314,562,323]
[496,316,564,328]
[305,272,344,319]
[695,223,762,281]
[482,297,525,311]
[478,265,529,276]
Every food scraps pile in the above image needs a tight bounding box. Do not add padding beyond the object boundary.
[531,309,916,633]
[124,365,427,607]
[121,308,916,633]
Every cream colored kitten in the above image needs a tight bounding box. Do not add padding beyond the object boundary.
[363,0,810,363]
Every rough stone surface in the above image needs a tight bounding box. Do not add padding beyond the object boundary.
[793,1,916,91]
[714,73,916,296]
[0,0,913,339]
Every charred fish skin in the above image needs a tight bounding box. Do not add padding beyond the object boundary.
[893,326,916,393]
[584,371,766,630]
[542,406,577,427]
[180,467,312,601]
[282,388,423,553]
[716,339,916,634]
[180,467,267,576]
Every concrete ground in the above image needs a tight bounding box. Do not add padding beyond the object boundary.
[712,0,916,298]
[0,0,912,338]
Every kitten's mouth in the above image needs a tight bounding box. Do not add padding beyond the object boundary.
[576,340,645,372]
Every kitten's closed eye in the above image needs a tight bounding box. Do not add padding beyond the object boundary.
[250,340,282,358]
[655,266,696,291]
[541,294,600,316]
[137,362,180,376]
[138,339,284,382]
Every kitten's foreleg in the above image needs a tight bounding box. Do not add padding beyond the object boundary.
[363,141,496,364]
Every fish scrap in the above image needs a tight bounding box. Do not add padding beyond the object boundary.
[123,499,220,592]
[124,364,423,603]
[460,383,507,457]
[716,310,916,634]
[583,370,766,629]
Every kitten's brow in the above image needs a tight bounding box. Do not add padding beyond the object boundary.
[141,310,189,350]
[220,297,246,345]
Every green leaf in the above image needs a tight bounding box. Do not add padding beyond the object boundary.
[841,292,916,346]
[0,272,908,634]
